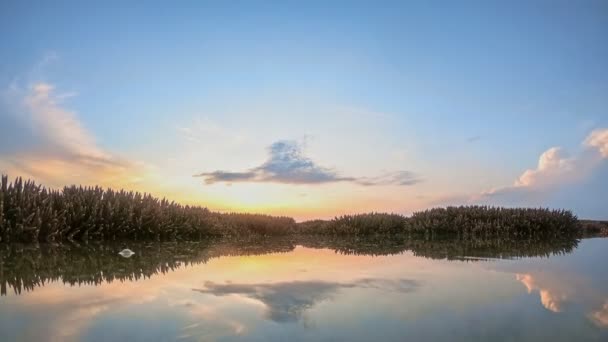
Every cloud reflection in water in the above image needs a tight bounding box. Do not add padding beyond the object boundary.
[194,278,419,322]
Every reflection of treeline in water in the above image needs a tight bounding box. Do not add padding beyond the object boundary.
[0,240,294,295]
[0,175,584,242]
[578,220,608,238]
[0,236,579,295]
[297,235,580,260]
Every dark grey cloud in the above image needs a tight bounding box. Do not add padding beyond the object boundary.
[194,140,422,186]
[194,278,419,322]
[466,135,482,143]
[196,171,258,184]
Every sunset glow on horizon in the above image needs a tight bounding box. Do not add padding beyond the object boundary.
[1,1,607,220]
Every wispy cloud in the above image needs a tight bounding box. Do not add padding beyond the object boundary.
[177,118,246,146]
[194,140,421,186]
[24,82,113,163]
[0,76,148,188]
[355,171,422,186]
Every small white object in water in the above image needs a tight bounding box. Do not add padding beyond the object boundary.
[118,249,135,258]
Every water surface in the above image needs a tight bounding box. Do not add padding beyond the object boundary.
[1,237,607,341]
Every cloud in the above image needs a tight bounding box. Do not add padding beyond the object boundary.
[466,135,481,143]
[177,118,246,146]
[9,280,161,342]
[0,80,147,188]
[427,128,608,219]
[511,129,608,190]
[513,147,575,188]
[438,128,608,215]
[481,145,586,197]
[516,274,568,313]
[196,171,258,184]
[513,270,608,328]
[356,170,422,186]
[195,140,355,185]
[590,301,608,327]
[585,129,608,158]
[194,140,421,186]
[22,82,113,163]
[194,278,419,322]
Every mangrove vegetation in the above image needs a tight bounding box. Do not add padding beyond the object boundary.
[0,175,588,243]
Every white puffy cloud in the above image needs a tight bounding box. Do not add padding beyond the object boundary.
[432,128,608,219]
[470,128,608,212]
[585,129,608,158]
[514,147,575,188]
[507,128,608,190]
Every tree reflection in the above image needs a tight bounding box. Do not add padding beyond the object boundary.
[0,236,579,295]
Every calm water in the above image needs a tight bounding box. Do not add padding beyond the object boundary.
[0,237,607,341]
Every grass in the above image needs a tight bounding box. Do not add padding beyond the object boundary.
[0,175,586,242]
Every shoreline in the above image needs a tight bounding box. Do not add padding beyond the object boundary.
[1,175,604,242]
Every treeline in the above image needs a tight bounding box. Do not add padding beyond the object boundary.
[0,236,579,295]
[298,207,579,240]
[297,213,406,235]
[0,175,581,242]
[0,176,295,243]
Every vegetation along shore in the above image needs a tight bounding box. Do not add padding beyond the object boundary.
[0,175,604,243]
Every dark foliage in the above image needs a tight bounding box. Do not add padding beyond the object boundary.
[1,175,583,242]
[297,213,407,235]
[405,206,579,240]
[0,176,295,243]
[578,220,608,238]
[299,206,579,240]
[0,235,579,295]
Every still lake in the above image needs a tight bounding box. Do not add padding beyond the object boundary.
[1,237,607,341]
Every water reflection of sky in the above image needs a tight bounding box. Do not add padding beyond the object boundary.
[0,239,607,342]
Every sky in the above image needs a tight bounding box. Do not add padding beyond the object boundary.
[0,1,607,220]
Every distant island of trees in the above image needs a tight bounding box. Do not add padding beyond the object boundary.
[1,175,606,243]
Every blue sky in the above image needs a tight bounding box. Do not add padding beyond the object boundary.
[1,1,607,219]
